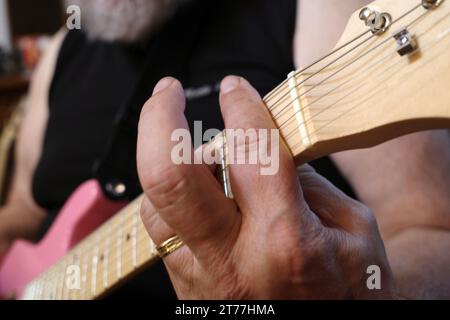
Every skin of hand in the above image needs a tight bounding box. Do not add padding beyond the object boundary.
[137,76,397,299]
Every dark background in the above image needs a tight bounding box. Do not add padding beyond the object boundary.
[7,0,63,36]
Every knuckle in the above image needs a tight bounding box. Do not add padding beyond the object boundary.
[141,164,191,210]
[269,216,327,276]
[355,203,378,232]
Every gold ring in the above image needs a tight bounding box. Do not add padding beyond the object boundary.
[156,235,185,258]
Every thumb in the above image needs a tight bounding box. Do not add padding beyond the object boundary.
[297,165,372,232]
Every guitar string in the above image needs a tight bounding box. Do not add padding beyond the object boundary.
[31,200,167,299]
[274,7,431,134]
[26,202,143,298]
[31,218,159,300]
[210,49,400,178]
[274,34,396,130]
[288,54,409,154]
[281,39,411,143]
[279,7,439,143]
[266,31,377,111]
[263,29,371,103]
[265,2,423,111]
[290,18,450,153]
[214,5,440,177]
[209,3,432,178]
[27,2,441,299]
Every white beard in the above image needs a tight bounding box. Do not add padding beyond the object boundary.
[64,0,184,43]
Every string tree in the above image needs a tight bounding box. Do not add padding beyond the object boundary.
[393,28,418,56]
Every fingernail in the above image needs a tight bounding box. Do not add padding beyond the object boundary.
[153,77,174,95]
[221,76,241,94]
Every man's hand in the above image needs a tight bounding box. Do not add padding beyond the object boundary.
[137,76,396,299]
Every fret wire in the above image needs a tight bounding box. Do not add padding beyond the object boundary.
[132,206,139,268]
[61,230,159,289]
[51,272,57,300]
[57,266,64,300]
[58,219,159,287]
[60,262,66,300]
[91,232,100,296]
[43,273,49,300]
[27,196,152,298]
[71,251,81,300]
[64,261,70,300]
[33,229,160,300]
[31,282,37,300]
[30,283,36,300]
[116,210,125,279]
[28,198,143,298]
[103,222,111,289]
[29,198,143,298]
[81,251,88,299]
[63,258,70,300]
[36,281,41,300]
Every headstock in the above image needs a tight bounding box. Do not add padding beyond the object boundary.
[264,0,450,164]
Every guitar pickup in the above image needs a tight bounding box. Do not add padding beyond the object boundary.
[394,28,418,56]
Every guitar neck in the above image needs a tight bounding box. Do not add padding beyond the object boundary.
[23,196,160,300]
[266,0,450,165]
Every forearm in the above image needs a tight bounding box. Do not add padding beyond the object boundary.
[332,130,450,299]
[386,227,450,299]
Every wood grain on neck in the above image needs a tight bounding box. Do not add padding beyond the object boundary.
[265,0,450,165]
[23,196,161,300]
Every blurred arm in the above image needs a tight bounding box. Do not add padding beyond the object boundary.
[332,131,450,299]
[294,0,371,68]
[0,30,66,257]
[294,0,450,299]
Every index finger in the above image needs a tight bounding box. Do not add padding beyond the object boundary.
[137,78,239,261]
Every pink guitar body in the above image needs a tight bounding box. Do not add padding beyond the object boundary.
[0,180,127,299]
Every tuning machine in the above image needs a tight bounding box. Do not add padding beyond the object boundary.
[422,0,444,9]
[359,7,392,34]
